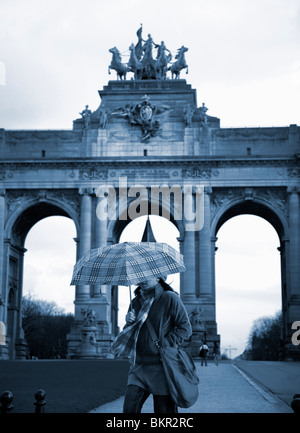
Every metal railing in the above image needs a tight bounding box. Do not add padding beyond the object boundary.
[1,388,298,413]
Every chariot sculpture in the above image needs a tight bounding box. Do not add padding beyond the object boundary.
[108,24,189,80]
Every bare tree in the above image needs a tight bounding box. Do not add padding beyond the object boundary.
[22,294,74,359]
[245,311,282,360]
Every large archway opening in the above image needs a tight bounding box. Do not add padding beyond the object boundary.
[215,214,281,358]
[23,216,77,313]
[117,215,180,331]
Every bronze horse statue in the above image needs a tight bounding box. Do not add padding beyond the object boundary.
[128,43,143,80]
[155,42,172,79]
[108,47,129,80]
[169,46,189,79]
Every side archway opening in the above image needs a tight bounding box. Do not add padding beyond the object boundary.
[215,214,281,358]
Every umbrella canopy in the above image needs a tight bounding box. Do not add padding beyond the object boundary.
[70,241,185,287]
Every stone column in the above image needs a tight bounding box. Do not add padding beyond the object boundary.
[278,239,289,341]
[181,190,196,303]
[181,231,196,302]
[0,191,6,323]
[76,188,93,300]
[178,236,184,297]
[198,187,213,299]
[15,246,27,359]
[93,196,108,297]
[67,188,96,359]
[287,186,300,320]
[211,236,218,318]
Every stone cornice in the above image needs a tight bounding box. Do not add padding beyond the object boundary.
[0,156,299,170]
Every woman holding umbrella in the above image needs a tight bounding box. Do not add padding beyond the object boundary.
[112,275,192,413]
[71,241,193,413]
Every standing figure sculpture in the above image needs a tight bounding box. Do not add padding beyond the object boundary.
[199,103,208,125]
[99,105,108,129]
[183,104,194,127]
[141,34,157,79]
[169,46,189,79]
[108,47,129,80]
[135,23,144,61]
[79,105,92,128]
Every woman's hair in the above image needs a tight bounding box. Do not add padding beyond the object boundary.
[134,277,176,296]
[158,277,176,292]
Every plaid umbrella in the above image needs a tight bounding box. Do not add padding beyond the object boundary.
[70,241,185,287]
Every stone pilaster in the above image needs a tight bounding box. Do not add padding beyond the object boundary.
[0,191,8,359]
[97,128,107,157]
[183,128,195,155]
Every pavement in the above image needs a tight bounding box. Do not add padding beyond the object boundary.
[89,360,297,413]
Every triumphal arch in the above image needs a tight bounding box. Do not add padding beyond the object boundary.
[0,28,299,360]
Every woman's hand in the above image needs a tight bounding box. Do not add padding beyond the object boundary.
[125,311,136,324]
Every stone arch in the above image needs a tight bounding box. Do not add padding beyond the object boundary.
[5,197,80,247]
[212,196,287,242]
[3,196,79,359]
[210,194,290,352]
[107,194,185,243]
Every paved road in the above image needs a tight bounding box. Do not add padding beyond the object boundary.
[234,360,300,407]
[90,361,294,413]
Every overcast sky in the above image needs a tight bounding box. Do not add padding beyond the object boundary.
[1,0,297,356]
[1,0,299,128]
